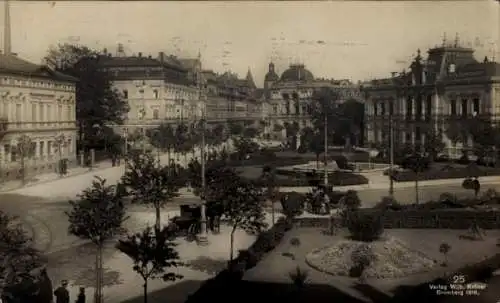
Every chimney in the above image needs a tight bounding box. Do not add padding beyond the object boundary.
[103,48,108,55]
[148,55,152,59]
[158,52,165,63]
[3,0,11,55]
[138,52,142,57]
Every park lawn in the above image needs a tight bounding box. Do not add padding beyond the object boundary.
[243,227,500,298]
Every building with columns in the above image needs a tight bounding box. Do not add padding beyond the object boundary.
[262,62,363,147]
[363,40,500,158]
[0,54,78,180]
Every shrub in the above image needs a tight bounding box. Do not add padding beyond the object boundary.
[346,211,384,242]
[341,190,361,210]
[374,196,402,211]
[290,237,301,246]
[274,169,369,186]
[331,155,349,170]
[280,192,305,218]
[297,145,307,154]
[349,244,375,278]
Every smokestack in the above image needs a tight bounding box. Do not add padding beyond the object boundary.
[3,0,11,55]
[138,52,142,57]
[158,52,165,63]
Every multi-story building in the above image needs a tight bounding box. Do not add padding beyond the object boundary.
[262,62,363,147]
[363,39,500,158]
[0,54,78,179]
[98,50,201,138]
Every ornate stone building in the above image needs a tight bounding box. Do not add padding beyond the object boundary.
[0,54,78,179]
[363,40,500,158]
[262,62,363,147]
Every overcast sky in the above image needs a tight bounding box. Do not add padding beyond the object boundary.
[3,1,499,86]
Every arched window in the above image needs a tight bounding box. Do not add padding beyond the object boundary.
[153,108,159,120]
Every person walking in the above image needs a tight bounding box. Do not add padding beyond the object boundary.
[54,280,70,303]
[76,287,85,303]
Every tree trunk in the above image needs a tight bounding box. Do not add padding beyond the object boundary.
[155,204,161,232]
[143,281,148,303]
[415,173,420,205]
[20,155,25,185]
[95,245,102,303]
[230,226,237,262]
[271,199,275,225]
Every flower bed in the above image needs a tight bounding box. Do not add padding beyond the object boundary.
[305,237,438,279]
[274,169,369,186]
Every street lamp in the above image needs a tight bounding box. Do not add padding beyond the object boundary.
[323,112,328,187]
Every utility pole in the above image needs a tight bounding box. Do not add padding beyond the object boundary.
[323,112,328,187]
[389,109,395,197]
[197,86,209,246]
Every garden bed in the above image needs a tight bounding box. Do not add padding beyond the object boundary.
[390,164,500,182]
[274,169,369,186]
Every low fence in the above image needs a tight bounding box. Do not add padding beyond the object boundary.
[293,209,500,229]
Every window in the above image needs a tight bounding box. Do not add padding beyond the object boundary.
[3,102,8,118]
[66,106,71,121]
[450,100,457,115]
[4,144,10,162]
[406,97,413,117]
[389,101,394,116]
[380,102,386,115]
[31,103,37,122]
[58,105,63,120]
[473,98,480,114]
[153,108,159,120]
[461,99,468,116]
[15,104,21,122]
[47,105,52,122]
[39,104,44,122]
[11,146,16,162]
[68,139,72,153]
[123,89,128,98]
[39,141,44,157]
[153,89,159,99]
[47,141,52,155]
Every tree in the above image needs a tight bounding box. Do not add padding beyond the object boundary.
[308,133,325,168]
[423,129,445,161]
[174,123,191,164]
[202,169,267,262]
[65,176,127,303]
[228,121,244,137]
[121,152,183,232]
[439,242,451,267]
[337,100,365,146]
[401,155,430,204]
[147,123,175,162]
[310,87,342,146]
[242,127,259,139]
[45,44,129,149]
[116,226,183,303]
[52,133,68,176]
[261,165,279,225]
[15,134,35,185]
[0,211,46,302]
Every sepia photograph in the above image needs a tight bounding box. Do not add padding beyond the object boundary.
[0,1,499,302]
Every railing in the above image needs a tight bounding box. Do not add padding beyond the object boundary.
[4,121,77,131]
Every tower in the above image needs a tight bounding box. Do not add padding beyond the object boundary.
[3,0,11,55]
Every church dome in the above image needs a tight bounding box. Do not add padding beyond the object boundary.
[280,64,314,82]
[264,70,279,82]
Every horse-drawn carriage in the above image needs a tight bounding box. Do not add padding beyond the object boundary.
[169,204,222,241]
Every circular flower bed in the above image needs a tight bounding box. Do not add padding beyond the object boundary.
[305,237,438,279]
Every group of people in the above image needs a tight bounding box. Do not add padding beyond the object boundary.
[53,280,86,303]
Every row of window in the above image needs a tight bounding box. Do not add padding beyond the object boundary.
[0,102,74,122]
[371,98,481,117]
[1,77,74,91]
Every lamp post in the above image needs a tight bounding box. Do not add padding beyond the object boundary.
[323,112,328,187]
[389,107,395,197]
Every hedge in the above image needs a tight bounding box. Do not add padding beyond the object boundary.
[390,164,500,182]
[274,169,369,186]
[226,156,309,168]
[294,209,500,229]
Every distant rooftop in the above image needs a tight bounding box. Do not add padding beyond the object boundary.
[0,54,77,82]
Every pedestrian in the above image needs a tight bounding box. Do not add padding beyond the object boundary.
[54,280,70,303]
[76,287,85,303]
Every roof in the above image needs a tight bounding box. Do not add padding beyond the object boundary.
[280,64,314,82]
[178,58,200,70]
[98,55,186,72]
[0,54,77,82]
